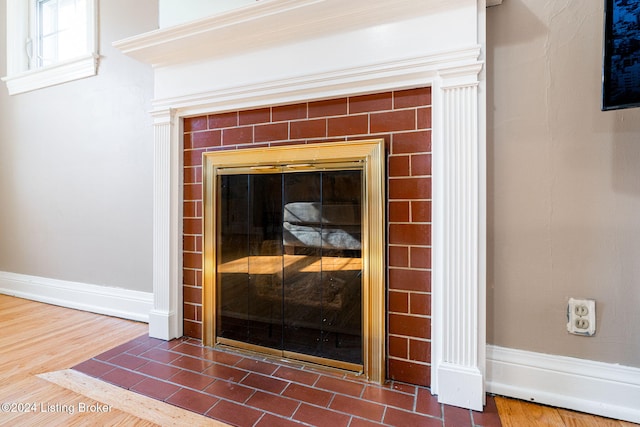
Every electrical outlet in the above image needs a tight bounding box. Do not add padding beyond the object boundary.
[567,298,596,336]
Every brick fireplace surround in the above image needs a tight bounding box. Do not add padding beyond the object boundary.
[182,87,433,386]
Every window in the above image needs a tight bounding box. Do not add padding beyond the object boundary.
[2,0,98,95]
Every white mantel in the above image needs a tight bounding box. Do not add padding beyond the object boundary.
[115,0,487,411]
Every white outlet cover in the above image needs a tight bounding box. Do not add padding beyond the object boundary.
[567,298,596,336]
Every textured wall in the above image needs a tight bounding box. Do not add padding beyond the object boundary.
[487,0,640,367]
[0,0,157,292]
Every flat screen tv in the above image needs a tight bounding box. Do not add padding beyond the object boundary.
[602,0,640,110]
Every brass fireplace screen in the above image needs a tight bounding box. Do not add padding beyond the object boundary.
[202,140,385,382]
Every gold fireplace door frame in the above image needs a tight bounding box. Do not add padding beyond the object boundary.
[202,139,386,383]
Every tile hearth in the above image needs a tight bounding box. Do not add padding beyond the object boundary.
[73,334,500,427]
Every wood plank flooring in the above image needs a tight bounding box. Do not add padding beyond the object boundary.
[0,293,636,426]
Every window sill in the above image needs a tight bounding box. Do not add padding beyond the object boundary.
[2,53,99,95]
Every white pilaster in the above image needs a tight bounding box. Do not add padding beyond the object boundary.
[432,63,485,411]
[148,108,183,340]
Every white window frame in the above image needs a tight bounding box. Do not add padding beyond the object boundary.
[2,0,98,95]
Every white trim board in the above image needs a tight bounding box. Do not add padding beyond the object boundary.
[486,345,640,424]
[0,271,152,323]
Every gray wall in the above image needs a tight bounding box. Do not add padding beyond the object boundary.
[487,0,640,367]
[0,0,157,293]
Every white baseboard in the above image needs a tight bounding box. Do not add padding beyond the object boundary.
[487,345,640,424]
[0,271,152,323]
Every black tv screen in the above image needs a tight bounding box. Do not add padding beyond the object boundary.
[602,0,640,111]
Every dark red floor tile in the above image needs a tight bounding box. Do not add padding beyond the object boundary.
[315,375,365,397]
[169,369,215,390]
[203,349,244,366]
[472,395,502,427]
[166,388,219,415]
[204,379,255,403]
[384,407,443,427]
[391,382,418,394]
[130,377,181,401]
[329,394,385,422]
[109,353,148,370]
[349,418,387,427]
[240,372,289,394]
[202,363,247,382]
[255,413,304,427]
[236,357,278,375]
[443,405,472,427]
[282,383,333,407]
[206,400,263,427]
[100,367,146,389]
[293,403,351,427]
[73,359,115,378]
[140,348,182,364]
[136,360,182,380]
[362,385,415,411]
[416,387,442,418]
[170,355,213,372]
[273,365,320,386]
[171,342,214,359]
[246,390,300,417]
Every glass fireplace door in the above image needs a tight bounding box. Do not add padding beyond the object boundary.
[216,168,363,369]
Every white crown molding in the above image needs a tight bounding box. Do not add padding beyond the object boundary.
[0,271,152,322]
[487,345,640,424]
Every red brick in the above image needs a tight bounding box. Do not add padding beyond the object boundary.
[184,183,202,201]
[209,112,237,129]
[388,246,409,267]
[290,119,327,139]
[327,115,368,136]
[183,320,202,339]
[192,130,221,148]
[411,154,431,176]
[389,178,431,199]
[410,294,430,316]
[184,148,205,167]
[418,106,432,129]
[239,107,270,125]
[409,339,431,363]
[388,335,408,359]
[222,126,253,145]
[183,202,196,218]
[273,103,307,121]
[389,313,430,338]
[410,247,431,269]
[183,303,196,321]
[388,201,409,222]
[370,110,415,133]
[392,131,431,154]
[183,166,201,184]
[183,236,196,252]
[255,122,288,142]
[183,285,202,304]
[183,269,196,286]
[184,133,193,150]
[349,92,392,114]
[183,218,202,235]
[412,201,431,222]
[329,394,385,422]
[394,87,431,109]
[389,224,431,246]
[388,155,410,177]
[183,252,202,269]
[388,291,408,313]
[387,359,431,388]
[309,98,347,118]
[389,269,431,292]
[184,116,208,132]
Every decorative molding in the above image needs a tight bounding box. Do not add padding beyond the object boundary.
[2,53,99,95]
[148,108,183,341]
[486,0,503,6]
[0,271,152,322]
[487,345,640,424]
[431,65,485,411]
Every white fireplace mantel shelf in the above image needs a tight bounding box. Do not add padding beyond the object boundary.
[114,0,482,68]
[115,0,488,412]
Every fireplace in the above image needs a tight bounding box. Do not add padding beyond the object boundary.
[115,0,487,411]
[201,140,386,382]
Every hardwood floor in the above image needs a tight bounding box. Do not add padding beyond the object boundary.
[0,293,636,426]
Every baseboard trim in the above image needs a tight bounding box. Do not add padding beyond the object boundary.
[487,345,640,424]
[0,271,152,323]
